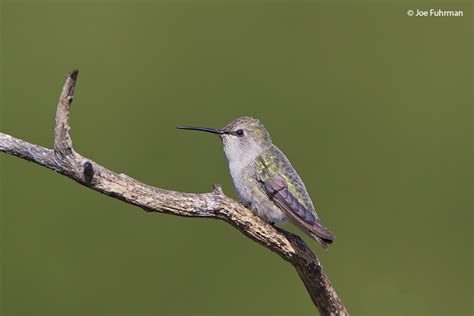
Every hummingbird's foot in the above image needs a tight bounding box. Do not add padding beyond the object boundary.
[240,201,252,209]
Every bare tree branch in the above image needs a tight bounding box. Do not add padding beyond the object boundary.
[0,70,348,316]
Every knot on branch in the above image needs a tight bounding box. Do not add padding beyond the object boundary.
[212,184,225,196]
[83,161,95,183]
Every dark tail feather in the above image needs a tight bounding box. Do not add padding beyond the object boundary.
[307,220,335,250]
[312,234,334,249]
[287,215,336,249]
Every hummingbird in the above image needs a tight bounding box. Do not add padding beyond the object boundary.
[177,117,335,248]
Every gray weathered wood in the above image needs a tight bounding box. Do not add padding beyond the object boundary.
[0,70,348,316]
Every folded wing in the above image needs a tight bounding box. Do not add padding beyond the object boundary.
[255,152,335,249]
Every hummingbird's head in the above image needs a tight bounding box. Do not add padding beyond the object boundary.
[177,117,272,163]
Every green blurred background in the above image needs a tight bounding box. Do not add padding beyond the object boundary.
[1,0,472,315]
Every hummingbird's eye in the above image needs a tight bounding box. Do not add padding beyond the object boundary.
[236,129,245,137]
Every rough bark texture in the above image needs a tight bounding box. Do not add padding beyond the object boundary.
[0,70,348,316]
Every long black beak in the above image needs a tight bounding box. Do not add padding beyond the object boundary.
[176,126,224,135]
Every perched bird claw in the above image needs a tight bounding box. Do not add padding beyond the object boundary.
[240,201,252,209]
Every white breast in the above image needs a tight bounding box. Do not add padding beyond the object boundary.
[224,142,286,224]
[228,155,256,203]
